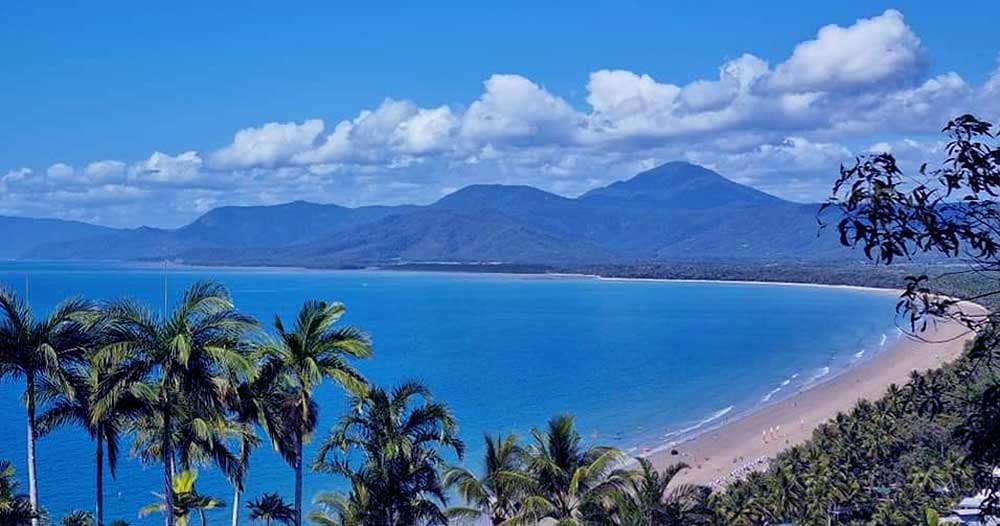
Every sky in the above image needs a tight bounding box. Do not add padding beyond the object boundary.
[2,1,1000,228]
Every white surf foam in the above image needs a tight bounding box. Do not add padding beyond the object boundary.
[808,366,831,384]
[663,405,734,439]
[761,387,782,403]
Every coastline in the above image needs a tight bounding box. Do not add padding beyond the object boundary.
[652,300,986,488]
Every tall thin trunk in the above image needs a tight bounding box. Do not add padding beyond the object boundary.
[26,373,39,526]
[162,409,176,526]
[294,432,303,526]
[96,434,105,526]
[199,508,207,526]
[231,438,245,526]
[231,485,240,526]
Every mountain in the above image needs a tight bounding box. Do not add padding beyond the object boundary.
[580,161,781,208]
[0,216,120,259]
[18,162,847,265]
[23,201,416,260]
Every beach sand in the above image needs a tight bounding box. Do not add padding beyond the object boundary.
[652,300,987,488]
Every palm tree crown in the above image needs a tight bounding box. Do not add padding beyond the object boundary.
[246,493,295,526]
[313,382,464,526]
[96,281,256,526]
[510,414,623,526]
[444,433,528,525]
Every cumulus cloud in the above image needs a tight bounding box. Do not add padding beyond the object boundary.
[769,10,924,92]
[4,9,999,227]
[210,119,324,169]
[292,98,458,165]
[461,74,582,145]
[46,163,75,180]
[85,160,127,183]
[129,151,205,185]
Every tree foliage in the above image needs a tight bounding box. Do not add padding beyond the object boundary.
[823,114,1000,513]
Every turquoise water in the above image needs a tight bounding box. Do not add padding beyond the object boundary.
[0,262,899,523]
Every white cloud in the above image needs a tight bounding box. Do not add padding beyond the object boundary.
[769,10,923,92]
[461,74,582,145]
[293,99,458,165]
[46,163,75,180]
[211,119,324,169]
[85,160,127,183]
[129,151,204,185]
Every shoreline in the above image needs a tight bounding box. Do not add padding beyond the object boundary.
[7,261,976,488]
[651,301,985,488]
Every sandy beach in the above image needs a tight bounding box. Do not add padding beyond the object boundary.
[653,300,987,488]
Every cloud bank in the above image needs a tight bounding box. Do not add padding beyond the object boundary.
[4,9,999,227]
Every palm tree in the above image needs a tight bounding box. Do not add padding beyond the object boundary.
[598,458,711,526]
[261,300,372,526]
[710,481,762,526]
[61,510,96,526]
[0,286,96,526]
[96,281,256,526]
[246,493,296,526]
[509,414,623,526]
[141,469,225,526]
[0,460,37,526]
[308,482,369,526]
[37,343,145,526]
[128,405,246,483]
[313,382,464,526]
[443,433,528,525]
[221,354,286,526]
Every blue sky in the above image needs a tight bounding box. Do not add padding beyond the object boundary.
[2,1,1000,227]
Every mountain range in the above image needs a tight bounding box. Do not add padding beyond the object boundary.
[4,162,849,267]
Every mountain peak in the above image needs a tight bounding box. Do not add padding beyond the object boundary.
[435,184,570,210]
[581,161,783,208]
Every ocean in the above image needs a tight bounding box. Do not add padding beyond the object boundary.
[0,261,899,523]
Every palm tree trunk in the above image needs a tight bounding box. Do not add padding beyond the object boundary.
[231,438,245,526]
[294,431,303,526]
[162,409,176,526]
[231,485,240,526]
[25,373,40,526]
[96,434,105,526]
[199,508,207,526]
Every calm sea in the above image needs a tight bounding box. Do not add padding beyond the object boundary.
[0,262,899,523]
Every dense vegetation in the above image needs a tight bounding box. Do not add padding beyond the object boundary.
[712,349,991,525]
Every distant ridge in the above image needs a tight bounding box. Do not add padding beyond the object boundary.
[0,215,120,259]
[18,162,847,266]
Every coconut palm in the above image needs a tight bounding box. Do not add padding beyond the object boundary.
[0,285,96,526]
[37,343,146,526]
[0,460,37,526]
[246,493,296,526]
[141,469,225,526]
[96,281,256,526]
[222,355,287,526]
[308,482,369,526]
[443,433,528,525]
[312,382,464,526]
[128,404,247,483]
[598,458,711,526]
[508,414,623,526]
[261,300,372,526]
[61,510,96,526]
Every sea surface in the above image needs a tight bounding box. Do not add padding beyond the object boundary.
[0,261,900,523]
